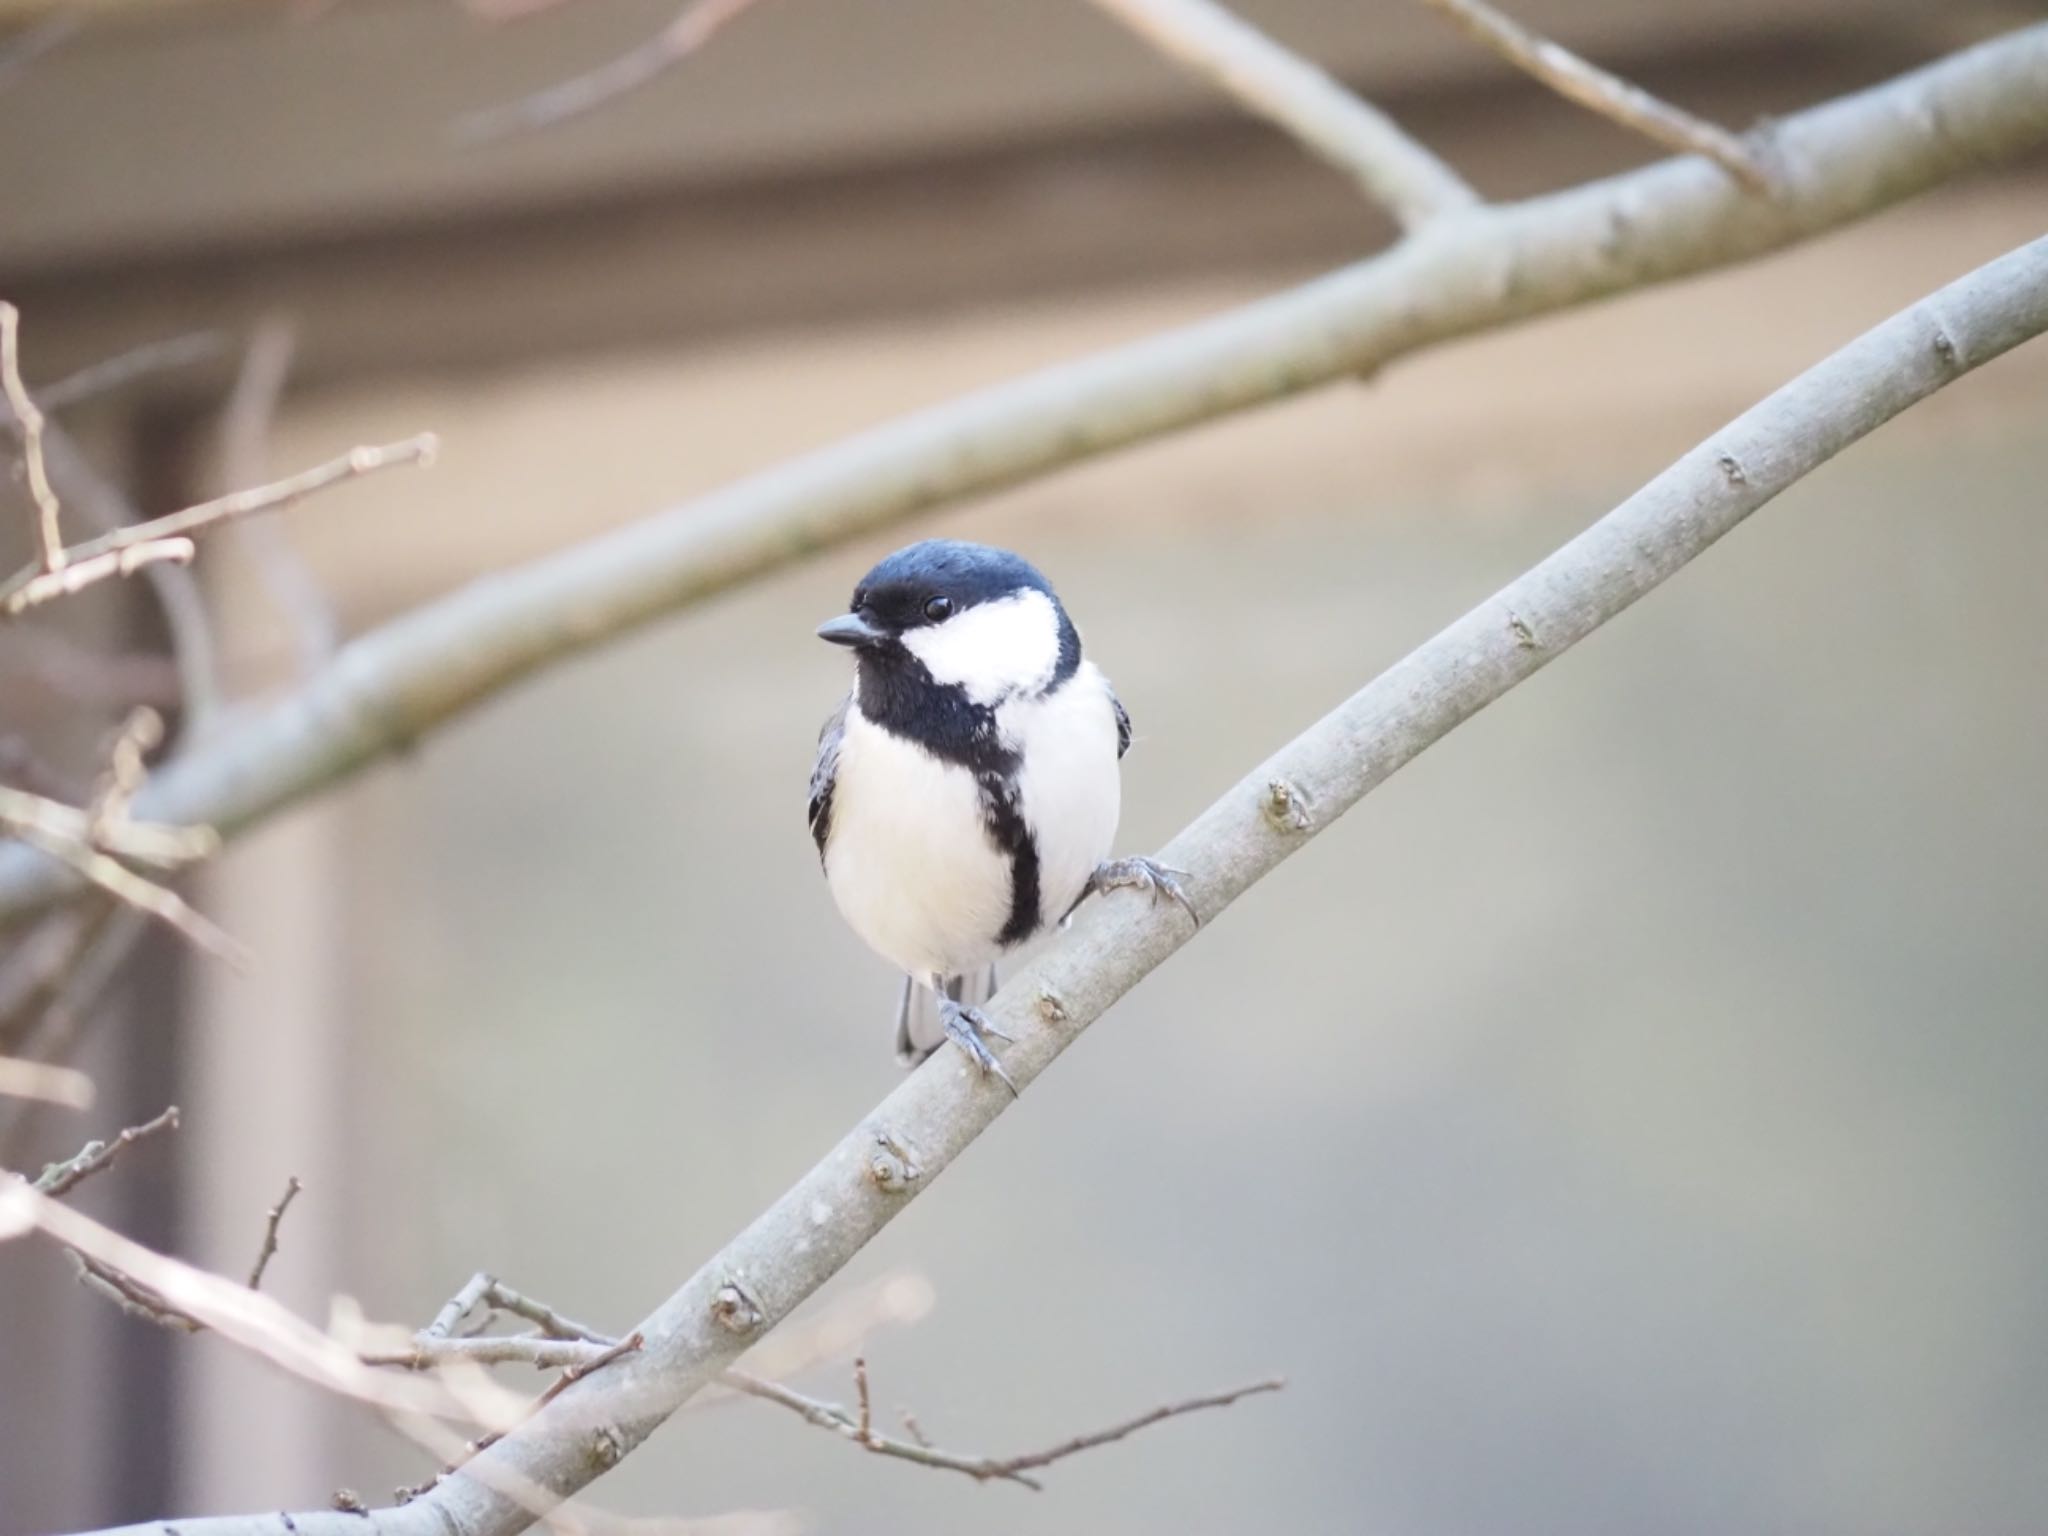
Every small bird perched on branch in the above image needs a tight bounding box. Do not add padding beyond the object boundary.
[810,539,1196,1092]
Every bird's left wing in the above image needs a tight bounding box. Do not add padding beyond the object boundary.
[808,695,849,862]
[1110,687,1133,760]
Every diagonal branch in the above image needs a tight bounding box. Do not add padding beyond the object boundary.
[1419,0,1774,192]
[453,0,775,142]
[62,223,2048,1536]
[1085,0,1478,228]
[3,23,2042,928]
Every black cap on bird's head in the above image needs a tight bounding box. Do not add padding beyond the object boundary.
[815,540,1059,649]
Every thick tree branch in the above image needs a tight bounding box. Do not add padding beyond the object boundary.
[1086,0,1478,227]
[1418,0,1776,192]
[62,223,2048,1536]
[4,24,2042,927]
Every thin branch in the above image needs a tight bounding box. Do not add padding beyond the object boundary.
[0,724,241,965]
[722,1362,1281,1490]
[0,403,224,724]
[0,1181,503,1421]
[0,431,438,617]
[0,1056,93,1109]
[223,317,341,673]
[4,24,2040,931]
[36,330,230,411]
[68,227,2048,1536]
[1419,0,1775,192]
[29,1105,180,1197]
[1086,0,1477,228]
[453,0,775,143]
[247,1174,303,1290]
[0,301,65,576]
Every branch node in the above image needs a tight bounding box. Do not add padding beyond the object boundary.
[1505,611,1539,651]
[866,1129,922,1194]
[711,1280,763,1335]
[1717,451,1749,487]
[1262,778,1314,833]
[589,1426,626,1469]
[1034,985,1069,1024]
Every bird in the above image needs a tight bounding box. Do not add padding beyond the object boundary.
[808,538,1196,1092]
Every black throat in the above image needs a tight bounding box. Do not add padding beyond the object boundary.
[856,645,1042,949]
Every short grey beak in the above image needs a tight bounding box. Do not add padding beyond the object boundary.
[816,612,885,648]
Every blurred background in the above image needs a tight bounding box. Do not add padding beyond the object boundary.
[1,1,2046,1532]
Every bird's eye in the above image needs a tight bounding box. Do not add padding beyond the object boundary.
[923,596,954,622]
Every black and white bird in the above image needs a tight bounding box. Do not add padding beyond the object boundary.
[808,539,1195,1091]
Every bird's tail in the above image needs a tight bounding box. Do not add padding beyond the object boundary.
[894,966,997,1067]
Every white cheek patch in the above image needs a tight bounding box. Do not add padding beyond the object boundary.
[902,589,1062,705]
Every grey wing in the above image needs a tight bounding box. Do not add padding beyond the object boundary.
[808,696,849,863]
[1111,688,1132,760]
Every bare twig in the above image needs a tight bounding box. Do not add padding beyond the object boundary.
[37,330,230,411]
[0,723,240,965]
[247,1174,304,1290]
[29,1105,180,1197]
[0,1056,93,1108]
[0,301,65,577]
[1419,0,1774,192]
[0,431,438,617]
[454,0,774,142]
[1087,0,1477,228]
[0,790,235,960]
[223,317,341,673]
[3,27,2039,933]
[0,402,223,724]
[723,1363,1282,1490]
[1,1181,501,1421]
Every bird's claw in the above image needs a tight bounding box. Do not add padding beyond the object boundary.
[938,998,1018,1097]
[1088,855,1200,928]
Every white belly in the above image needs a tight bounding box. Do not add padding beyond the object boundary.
[825,708,1014,978]
[823,665,1123,979]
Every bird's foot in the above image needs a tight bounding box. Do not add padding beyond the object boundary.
[1086,855,1200,928]
[937,996,1018,1097]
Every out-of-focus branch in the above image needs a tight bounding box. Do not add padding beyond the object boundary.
[1086,0,1477,228]
[28,1105,181,1195]
[37,330,230,412]
[0,432,438,617]
[6,24,2042,928]
[66,223,2048,1536]
[0,709,241,963]
[454,0,774,142]
[0,1177,508,1421]
[222,317,341,674]
[0,1056,93,1108]
[724,1361,1283,1490]
[1419,0,1774,192]
[1,302,67,577]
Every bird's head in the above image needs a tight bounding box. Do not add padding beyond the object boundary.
[818,539,1079,704]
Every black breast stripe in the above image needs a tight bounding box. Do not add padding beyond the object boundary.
[857,648,1044,948]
